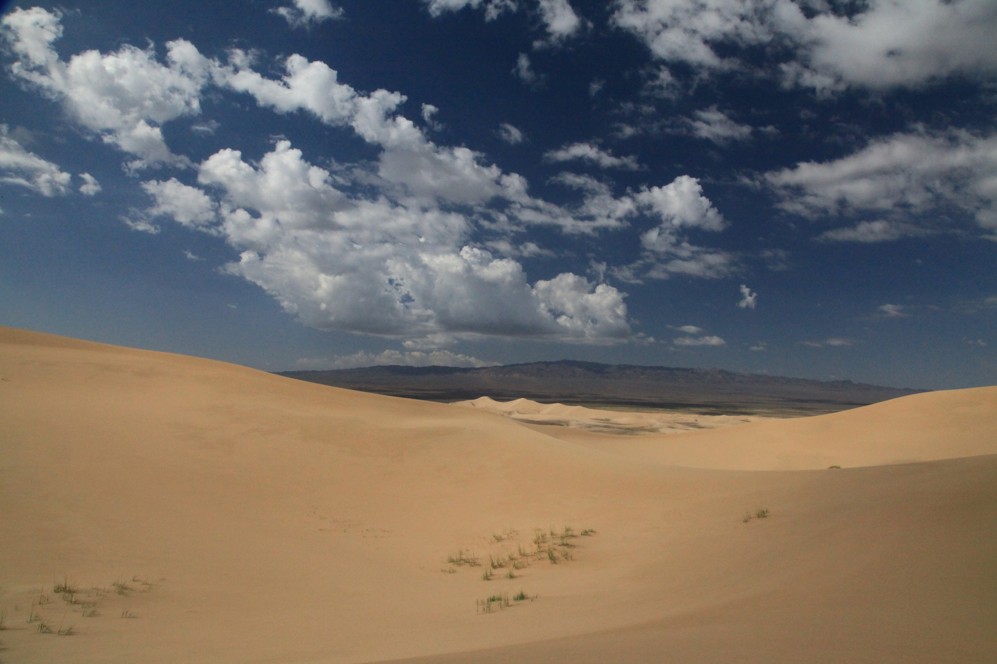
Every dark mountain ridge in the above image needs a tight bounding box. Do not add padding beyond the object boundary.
[280,360,922,416]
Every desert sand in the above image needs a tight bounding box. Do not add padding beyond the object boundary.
[1,325,995,663]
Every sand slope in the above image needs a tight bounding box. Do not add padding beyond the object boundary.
[1,326,995,663]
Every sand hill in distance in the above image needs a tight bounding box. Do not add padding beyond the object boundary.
[1,325,995,663]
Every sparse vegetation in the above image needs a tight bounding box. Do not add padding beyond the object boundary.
[445,524,594,595]
[743,509,771,523]
[446,549,480,567]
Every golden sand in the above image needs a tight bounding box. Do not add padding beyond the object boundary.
[1,326,995,663]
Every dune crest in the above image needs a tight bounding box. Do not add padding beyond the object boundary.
[456,395,769,434]
[1,327,995,663]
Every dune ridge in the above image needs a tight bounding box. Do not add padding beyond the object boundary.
[1,326,995,663]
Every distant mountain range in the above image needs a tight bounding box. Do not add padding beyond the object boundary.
[279,360,922,415]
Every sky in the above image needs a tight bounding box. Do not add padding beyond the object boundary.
[0,0,994,390]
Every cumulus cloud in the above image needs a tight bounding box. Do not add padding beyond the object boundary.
[424,0,584,44]
[423,0,517,21]
[189,140,632,344]
[0,125,72,196]
[802,337,853,348]
[142,178,217,229]
[497,122,526,145]
[613,0,997,93]
[636,175,734,279]
[544,142,640,170]
[817,220,928,243]
[2,8,646,346]
[1,7,208,170]
[217,51,530,208]
[877,303,909,318]
[738,284,757,309]
[513,52,544,86]
[685,107,753,145]
[273,0,344,28]
[768,130,997,240]
[535,0,586,45]
[636,175,725,231]
[674,334,726,347]
[421,103,444,131]
[78,172,101,196]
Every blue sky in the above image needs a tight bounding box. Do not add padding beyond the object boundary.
[1,0,994,389]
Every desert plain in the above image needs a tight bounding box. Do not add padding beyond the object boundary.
[1,325,995,663]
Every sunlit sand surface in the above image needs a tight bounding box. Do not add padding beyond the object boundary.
[2,326,995,663]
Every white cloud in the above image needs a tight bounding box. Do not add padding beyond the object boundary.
[768,130,997,239]
[218,52,361,128]
[297,348,495,370]
[802,337,853,348]
[424,0,583,43]
[550,172,610,195]
[1,10,646,346]
[142,178,217,229]
[675,324,702,334]
[794,0,997,91]
[612,0,782,72]
[685,107,752,145]
[544,142,640,170]
[421,103,444,131]
[535,0,585,44]
[497,122,526,145]
[674,334,726,347]
[192,140,633,344]
[273,0,344,28]
[533,273,631,342]
[78,172,101,196]
[637,175,733,279]
[877,303,909,318]
[738,284,757,309]
[423,0,517,21]
[120,214,160,234]
[749,342,767,352]
[0,125,72,196]
[1,7,208,170]
[218,52,528,208]
[635,175,725,231]
[817,220,928,243]
[513,52,544,86]
[613,0,997,93]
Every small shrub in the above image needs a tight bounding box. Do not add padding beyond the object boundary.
[37,622,53,634]
[481,569,493,581]
[53,577,77,595]
[755,509,770,519]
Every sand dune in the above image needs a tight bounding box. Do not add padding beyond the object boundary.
[456,396,770,434]
[1,326,995,663]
